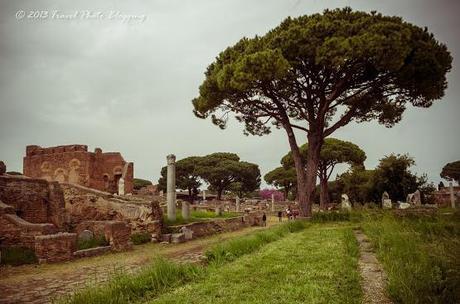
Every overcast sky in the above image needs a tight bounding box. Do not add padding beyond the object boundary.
[0,0,459,188]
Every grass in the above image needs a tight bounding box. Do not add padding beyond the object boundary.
[361,209,460,304]
[0,246,38,266]
[163,210,239,226]
[77,235,109,250]
[205,220,308,264]
[57,222,307,304]
[149,224,362,304]
[57,258,204,304]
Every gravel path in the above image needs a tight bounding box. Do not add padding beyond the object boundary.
[354,229,393,304]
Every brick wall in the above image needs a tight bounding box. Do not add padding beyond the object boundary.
[0,175,67,228]
[23,144,134,194]
[34,233,77,263]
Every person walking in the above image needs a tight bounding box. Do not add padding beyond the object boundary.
[262,212,267,227]
[277,210,283,222]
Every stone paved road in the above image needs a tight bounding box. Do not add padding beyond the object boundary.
[0,226,264,304]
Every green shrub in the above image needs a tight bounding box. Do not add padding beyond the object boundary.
[130,232,151,245]
[205,220,308,265]
[77,235,109,250]
[58,258,204,304]
[0,246,37,266]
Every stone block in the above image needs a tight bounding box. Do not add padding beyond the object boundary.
[171,233,185,244]
[34,232,77,263]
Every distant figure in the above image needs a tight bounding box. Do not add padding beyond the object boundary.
[277,210,283,222]
[262,212,267,227]
[286,208,291,221]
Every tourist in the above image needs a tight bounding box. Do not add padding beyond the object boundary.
[262,212,267,227]
[277,210,282,222]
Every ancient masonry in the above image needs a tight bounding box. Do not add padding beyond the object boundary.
[23,144,134,195]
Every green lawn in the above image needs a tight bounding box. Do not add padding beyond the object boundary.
[149,224,362,304]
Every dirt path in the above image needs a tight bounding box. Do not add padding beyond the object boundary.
[0,225,268,304]
[354,230,393,304]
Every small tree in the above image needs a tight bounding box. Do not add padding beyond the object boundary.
[196,153,261,200]
[440,161,460,185]
[372,154,425,202]
[264,166,297,199]
[282,138,366,209]
[192,8,451,216]
[133,178,152,190]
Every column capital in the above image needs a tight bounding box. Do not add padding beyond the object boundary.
[166,154,176,165]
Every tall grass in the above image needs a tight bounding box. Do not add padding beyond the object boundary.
[57,258,204,304]
[362,211,460,304]
[205,220,308,264]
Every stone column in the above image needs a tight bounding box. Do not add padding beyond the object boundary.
[166,154,176,221]
[271,193,275,212]
[236,196,240,212]
[450,182,456,208]
[202,190,206,201]
[182,201,190,220]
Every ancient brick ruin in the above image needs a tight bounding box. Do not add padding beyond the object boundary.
[23,145,134,195]
[0,160,162,264]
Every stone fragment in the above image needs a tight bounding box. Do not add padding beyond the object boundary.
[398,202,411,209]
[161,233,172,243]
[180,226,193,240]
[382,191,392,209]
[341,194,352,210]
[171,233,185,243]
[78,229,94,242]
[182,201,190,220]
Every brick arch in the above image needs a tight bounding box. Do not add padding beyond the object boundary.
[54,168,67,183]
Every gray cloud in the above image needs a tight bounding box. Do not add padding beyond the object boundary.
[0,0,459,187]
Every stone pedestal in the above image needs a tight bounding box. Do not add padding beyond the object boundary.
[271,193,275,212]
[236,196,240,212]
[215,205,222,216]
[166,154,176,221]
[450,182,456,208]
[182,201,190,220]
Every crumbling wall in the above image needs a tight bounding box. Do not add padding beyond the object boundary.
[62,183,162,236]
[23,144,134,194]
[0,175,67,229]
[34,233,77,263]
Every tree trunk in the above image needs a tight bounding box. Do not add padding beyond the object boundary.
[319,173,330,210]
[304,133,323,215]
[284,127,310,217]
[217,187,223,200]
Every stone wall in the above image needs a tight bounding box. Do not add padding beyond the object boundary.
[23,144,134,194]
[0,175,67,229]
[34,233,77,263]
[63,183,162,236]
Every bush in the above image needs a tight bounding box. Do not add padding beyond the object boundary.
[58,258,204,304]
[130,232,151,245]
[77,235,109,250]
[0,246,37,266]
[205,220,308,265]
